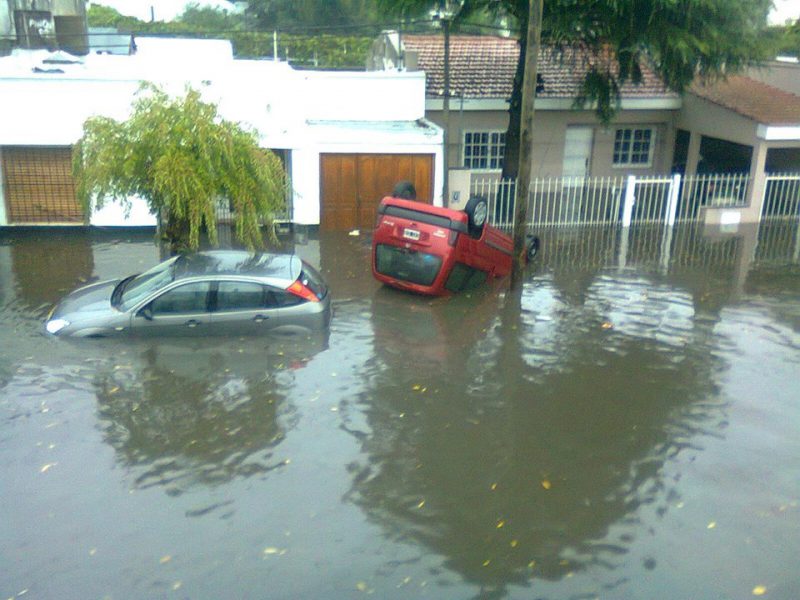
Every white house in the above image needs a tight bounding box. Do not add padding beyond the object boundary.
[0,38,443,231]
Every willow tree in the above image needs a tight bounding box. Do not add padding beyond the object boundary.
[73,83,286,253]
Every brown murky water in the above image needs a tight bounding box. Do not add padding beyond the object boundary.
[1,223,799,599]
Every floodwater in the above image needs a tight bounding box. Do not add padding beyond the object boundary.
[1,223,799,600]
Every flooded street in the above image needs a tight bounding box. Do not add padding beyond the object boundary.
[1,223,799,600]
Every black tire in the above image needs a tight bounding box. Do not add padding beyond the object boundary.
[392,181,417,200]
[464,195,488,236]
[526,235,540,262]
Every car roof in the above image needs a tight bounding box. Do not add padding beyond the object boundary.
[173,251,302,285]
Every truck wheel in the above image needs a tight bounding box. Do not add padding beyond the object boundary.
[526,236,540,262]
[464,195,488,236]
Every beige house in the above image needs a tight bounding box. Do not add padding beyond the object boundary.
[368,33,682,184]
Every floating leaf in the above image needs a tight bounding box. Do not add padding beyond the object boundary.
[541,480,552,490]
[601,321,614,330]
[160,555,172,564]
[707,521,716,529]
[496,520,505,529]
[40,463,57,473]
[356,581,368,592]
[752,585,767,596]
[482,559,491,567]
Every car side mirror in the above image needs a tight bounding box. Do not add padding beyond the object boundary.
[138,306,153,321]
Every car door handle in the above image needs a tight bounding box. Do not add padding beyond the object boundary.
[185,319,201,328]
[253,314,269,323]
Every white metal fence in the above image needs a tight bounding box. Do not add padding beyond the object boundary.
[471,172,772,229]
[763,173,800,220]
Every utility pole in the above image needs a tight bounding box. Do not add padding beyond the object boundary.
[510,0,543,288]
[443,15,451,205]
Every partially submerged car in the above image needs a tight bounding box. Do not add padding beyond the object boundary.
[371,195,538,296]
[45,250,331,337]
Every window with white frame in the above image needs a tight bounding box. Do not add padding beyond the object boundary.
[613,127,654,167]
[463,131,506,169]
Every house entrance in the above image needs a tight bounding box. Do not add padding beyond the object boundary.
[320,153,434,231]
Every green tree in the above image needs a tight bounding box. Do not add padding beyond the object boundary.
[73,84,286,253]
[244,0,381,31]
[379,0,773,178]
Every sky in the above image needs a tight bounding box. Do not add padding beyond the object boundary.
[88,0,237,22]
[92,0,799,25]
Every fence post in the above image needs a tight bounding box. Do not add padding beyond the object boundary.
[622,175,636,227]
[666,173,681,227]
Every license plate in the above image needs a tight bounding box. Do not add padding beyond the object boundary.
[403,228,420,241]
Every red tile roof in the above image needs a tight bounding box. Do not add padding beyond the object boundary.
[691,75,800,125]
[401,34,676,101]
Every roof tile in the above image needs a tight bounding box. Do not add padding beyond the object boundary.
[401,34,675,100]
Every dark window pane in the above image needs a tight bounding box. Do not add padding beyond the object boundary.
[216,281,268,311]
[150,282,209,315]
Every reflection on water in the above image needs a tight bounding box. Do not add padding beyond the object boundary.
[92,333,327,495]
[1,222,799,599]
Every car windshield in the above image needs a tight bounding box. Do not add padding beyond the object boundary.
[117,256,180,311]
[375,244,442,286]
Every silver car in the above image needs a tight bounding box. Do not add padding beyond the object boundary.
[45,251,331,338]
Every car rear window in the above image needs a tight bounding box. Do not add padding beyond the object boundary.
[375,244,442,287]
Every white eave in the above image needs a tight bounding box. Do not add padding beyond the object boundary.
[425,96,682,111]
[757,124,800,141]
[304,119,443,146]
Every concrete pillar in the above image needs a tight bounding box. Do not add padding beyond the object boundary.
[742,141,769,223]
[685,131,702,176]
[448,169,471,211]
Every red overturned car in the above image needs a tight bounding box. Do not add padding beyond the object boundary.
[371,194,539,296]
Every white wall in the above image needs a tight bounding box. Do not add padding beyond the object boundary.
[0,48,438,227]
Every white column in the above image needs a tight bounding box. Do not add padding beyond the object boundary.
[622,175,636,227]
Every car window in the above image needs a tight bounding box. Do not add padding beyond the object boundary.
[149,282,211,315]
[445,263,488,293]
[216,281,274,311]
[119,257,179,310]
[270,289,305,307]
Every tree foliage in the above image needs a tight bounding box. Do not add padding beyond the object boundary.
[73,84,286,252]
[86,4,373,68]
[378,0,774,176]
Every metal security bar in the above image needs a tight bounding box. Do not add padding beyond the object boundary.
[763,173,800,220]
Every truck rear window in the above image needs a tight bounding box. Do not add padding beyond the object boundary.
[375,244,442,286]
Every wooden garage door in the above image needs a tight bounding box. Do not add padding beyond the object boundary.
[2,146,83,224]
[320,153,434,231]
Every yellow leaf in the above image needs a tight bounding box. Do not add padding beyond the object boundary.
[482,559,491,567]
[601,321,614,330]
[160,555,171,564]
[40,463,57,473]
[496,520,505,529]
[490,483,498,491]
[356,581,368,592]
[541,479,552,490]
[510,540,518,548]
[752,585,767,596]
[417,500,425,509]
[707,521,716,529]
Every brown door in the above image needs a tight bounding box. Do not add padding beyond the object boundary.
[320,153,434,231]
[2,146,83,224]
